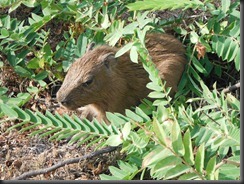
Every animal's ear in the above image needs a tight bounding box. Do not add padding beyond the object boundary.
[102,53,117,69]
[86,42,96,52]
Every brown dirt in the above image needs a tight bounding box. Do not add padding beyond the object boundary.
[0,125,120,180]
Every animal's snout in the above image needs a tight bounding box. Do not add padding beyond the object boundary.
[59,99,69,106]
[57,96,73,109]
[56,91,68,106]
[56,92,77,110]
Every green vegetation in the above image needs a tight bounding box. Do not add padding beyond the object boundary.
[0,0,240,180]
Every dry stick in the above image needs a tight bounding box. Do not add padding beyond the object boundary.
[12,146,118,180]
[222,82,240,94]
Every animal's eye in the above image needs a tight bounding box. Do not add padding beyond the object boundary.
[82,78,93,87]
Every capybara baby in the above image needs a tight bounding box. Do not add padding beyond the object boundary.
[57,33,187,123]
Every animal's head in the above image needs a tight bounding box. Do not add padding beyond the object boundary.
[56,45,119,110]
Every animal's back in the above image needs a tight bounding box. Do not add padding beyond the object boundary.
[146,33,187,95]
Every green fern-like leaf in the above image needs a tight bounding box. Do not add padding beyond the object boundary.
[172,120,185,156]
[195,143,205,174]
[127,0,203,11]
[1,105,119,148]
[183,129,194,166]
[206,156,217,180]
[100,160,139,180]
[219,161,240,180]
[211,35,240,70]
[164,164,191,180]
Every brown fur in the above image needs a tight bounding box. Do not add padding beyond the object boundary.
[56,33,187,122]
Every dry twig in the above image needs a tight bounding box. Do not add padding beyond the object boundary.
[222,82,240,94]
[12,146,118,180]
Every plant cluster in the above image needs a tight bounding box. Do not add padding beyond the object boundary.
[0,0,240,180]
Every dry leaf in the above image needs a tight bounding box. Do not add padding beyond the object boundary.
[0,135,6,146]
[93,161,103,175]
[5,160,13,167]
[196,42,206,59]
[13,160,22,169]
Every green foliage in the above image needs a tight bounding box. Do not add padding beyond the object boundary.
[0,0,240,181]
[0,103,119,148]
[174,0,240,97]
[100,80,240,180]
[100,160,139,180]
[0,87,31,108]
[127,0,204,11]
[207,1,240,70]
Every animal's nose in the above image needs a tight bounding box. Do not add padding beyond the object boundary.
[60,99,69,106]
[57,95,68,106]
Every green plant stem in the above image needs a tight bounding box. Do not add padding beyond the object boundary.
[215,159,240,170]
